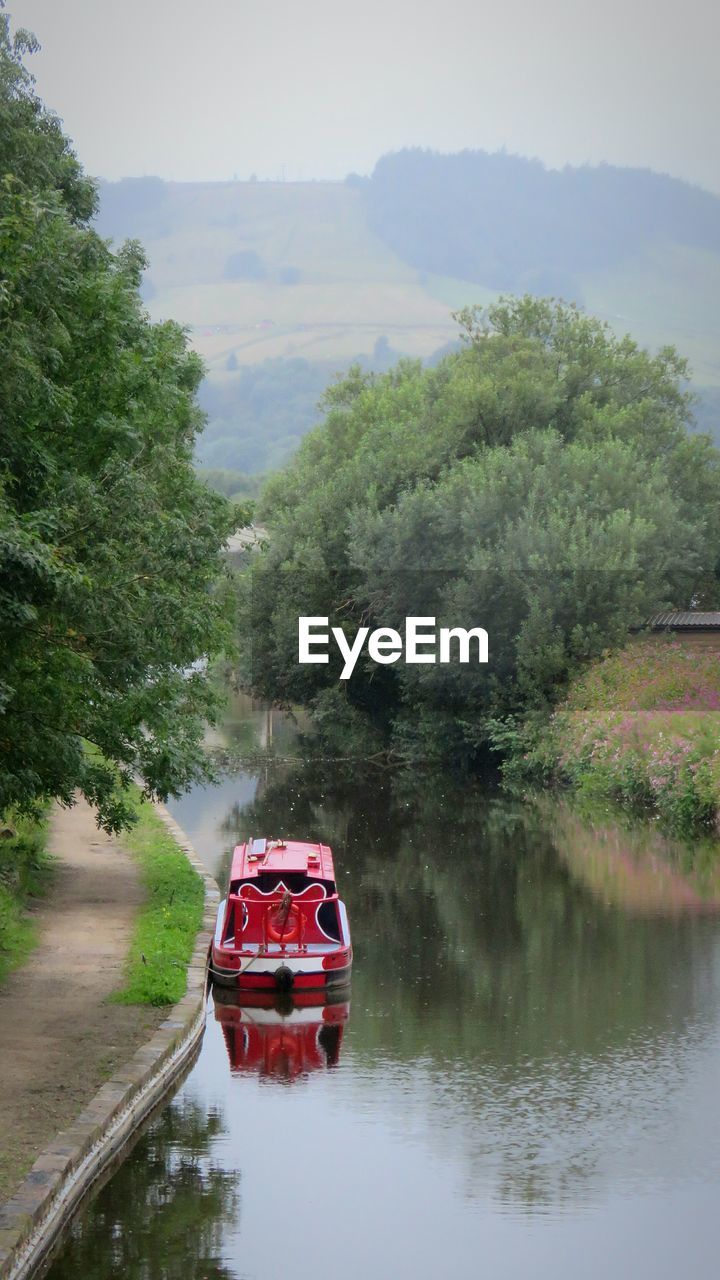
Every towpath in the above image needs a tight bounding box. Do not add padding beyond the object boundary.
[0,799,163,1202]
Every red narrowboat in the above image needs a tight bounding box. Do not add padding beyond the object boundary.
[210,837,352,991]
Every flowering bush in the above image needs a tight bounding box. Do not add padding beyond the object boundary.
[527,639,720,834]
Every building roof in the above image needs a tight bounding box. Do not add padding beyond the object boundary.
[647,612,720,630]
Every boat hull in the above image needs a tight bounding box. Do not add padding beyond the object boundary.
[210,947,352,991]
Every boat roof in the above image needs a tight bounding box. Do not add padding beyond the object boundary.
[230,838,335,884]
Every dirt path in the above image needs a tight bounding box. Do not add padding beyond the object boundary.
[0,800,164,1202]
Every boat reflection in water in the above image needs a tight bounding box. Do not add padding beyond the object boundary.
[212,984,350,1082]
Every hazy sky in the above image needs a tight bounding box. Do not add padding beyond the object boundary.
[13,0,720,191]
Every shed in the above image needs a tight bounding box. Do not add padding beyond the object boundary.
[643,612,720,651]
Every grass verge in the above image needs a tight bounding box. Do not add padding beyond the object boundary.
[112,789,205,1007]
[515,638,720,836]
[0,811,51,986]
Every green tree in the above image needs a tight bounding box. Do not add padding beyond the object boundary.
[239,297,720,760]
[0,11,245,829]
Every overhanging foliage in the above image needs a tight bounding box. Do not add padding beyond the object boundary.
[0,13,245,828]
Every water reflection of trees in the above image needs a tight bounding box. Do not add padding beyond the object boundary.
[547,797,720,913]
[45,1099,239,1280]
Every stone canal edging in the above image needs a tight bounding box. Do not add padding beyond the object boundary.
[0,803,219,1280]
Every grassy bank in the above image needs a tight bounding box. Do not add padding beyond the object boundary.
[0,812,51,985]
[519,639,720,836]
[112,790,205,1007]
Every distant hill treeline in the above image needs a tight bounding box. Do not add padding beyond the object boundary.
[364,149,720,302]
[196,338,407,474]
[196,357,332,473]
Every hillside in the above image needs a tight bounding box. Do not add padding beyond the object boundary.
[366,151,720,392]
[95,178,457,374]
[95,156,720,472]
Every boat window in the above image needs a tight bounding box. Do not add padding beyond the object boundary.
[317,901,341,942]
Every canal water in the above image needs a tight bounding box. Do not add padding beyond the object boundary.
[46,697,720,1279]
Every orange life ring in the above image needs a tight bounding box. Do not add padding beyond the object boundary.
[265,900,301,944]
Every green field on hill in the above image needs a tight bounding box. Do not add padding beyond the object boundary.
[104,181,457,372]
[102,179,720,385]
[96,169,720,471]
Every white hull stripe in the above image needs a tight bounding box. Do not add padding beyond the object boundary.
[226,1005,348,1026]
[235,954,346,976]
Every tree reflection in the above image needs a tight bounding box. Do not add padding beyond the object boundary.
[45,1099,239,1280]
